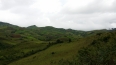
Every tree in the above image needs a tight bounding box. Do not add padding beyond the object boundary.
[68,38,72,43]
[56,39,63,43]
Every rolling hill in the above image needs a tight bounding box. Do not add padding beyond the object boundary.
[0,21,116,65]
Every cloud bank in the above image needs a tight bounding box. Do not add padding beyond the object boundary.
[0,0,116,31]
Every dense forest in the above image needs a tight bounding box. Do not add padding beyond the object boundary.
[0,21,116,65]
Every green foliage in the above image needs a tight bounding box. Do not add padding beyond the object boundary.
[0,21,116,65]
[74,31,116,65]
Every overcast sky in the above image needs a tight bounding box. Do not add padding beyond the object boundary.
[0,0,116,31]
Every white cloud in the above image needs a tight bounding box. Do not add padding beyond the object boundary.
[61,0,115,14]
[0,10,22,22]
[111,23,116,28]
[0,0,116,31]
[31,0,62,13]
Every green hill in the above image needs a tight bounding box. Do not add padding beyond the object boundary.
[0,21,116,65]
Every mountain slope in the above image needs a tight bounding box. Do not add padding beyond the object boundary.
[8,39,90,65]
[8,31,116,65]
[0,21,115,65]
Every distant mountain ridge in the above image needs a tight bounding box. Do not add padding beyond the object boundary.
[0,21,115,41]
[0,21,11,26]
[0,21,115,31]
[0,21,114,41]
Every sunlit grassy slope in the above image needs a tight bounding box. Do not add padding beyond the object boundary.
[8,39,90,65]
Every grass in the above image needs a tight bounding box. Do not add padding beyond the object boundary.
[8,39,90,65]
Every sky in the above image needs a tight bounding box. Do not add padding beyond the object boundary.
[0,0,116,31]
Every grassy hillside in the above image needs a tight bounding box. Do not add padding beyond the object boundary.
[8,31,116,65]
[0,21,116,65]
[0,22,88,65]
[8,39,90,65]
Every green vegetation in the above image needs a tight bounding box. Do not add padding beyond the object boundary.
[76,31,116,65]
[0,21,116,65]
